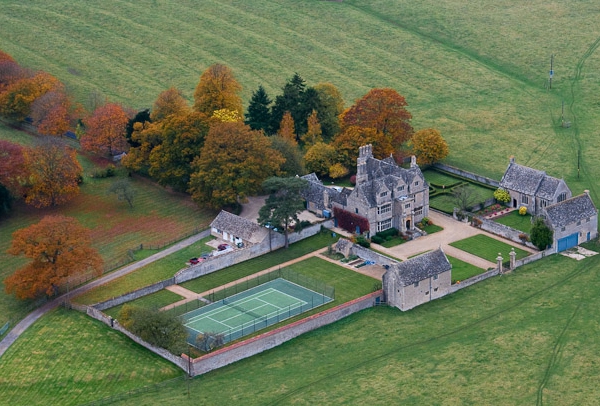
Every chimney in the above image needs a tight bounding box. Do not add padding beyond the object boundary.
[510,156,515,164]
[356,145,372,185]
[410,155,417,168]
[584,190,590,195]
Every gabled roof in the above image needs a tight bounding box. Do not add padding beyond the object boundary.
[300,173,345,210]
[499,160,563,198]
[544,193,597,229]
[210,210,268,244]
[387,248,451,286]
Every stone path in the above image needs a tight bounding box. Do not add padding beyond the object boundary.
[0,229,211,359]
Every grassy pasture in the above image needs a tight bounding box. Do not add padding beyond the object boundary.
[1,0,600,191]
[450,234,530,262]
[34,253,597,405]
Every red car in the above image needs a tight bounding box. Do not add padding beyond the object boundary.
[218,244,230,251]
[189,257,200,264]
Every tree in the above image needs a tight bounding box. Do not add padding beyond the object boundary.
[341,88,413,148]
[4,215,103,299]
[125,109,151,148]
[193,64,243,117]
[304,141,337,177]
[452,185,477,214]
[494,188,511,203]
[0,184,12,217]
[118,304,187,354]
[277,111,297,144]
[245,85,272,132]
[329,162,349,179]
[270,136,306,177]
[0,140,27,197]
[0,71,60,121]
[211,108,242,123]
[188,121,284,209]
[196,332,225,352]
[108,179,136,208]
[530,217,553,250]
[270,73,307,135]
[0,51,28,92]
[258,176,308,248]
[23,139,82,208]
[30,89,71,136]
[150,87,189,122]
[332,125,393,170]
[314,83,344,141]
[410,128,449,165]
[301,109,323,147]
[82,103,130,156]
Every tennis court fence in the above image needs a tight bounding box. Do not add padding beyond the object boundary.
[204,266,335,303]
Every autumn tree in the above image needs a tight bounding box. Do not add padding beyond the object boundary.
[188,121,284,209]
[304,142,337,177]
[270,136,305,177]
[193,64,243,117]
[314,83,344,141]
[258,176,308,248]
[277,111,297,144]
[301,109,323,147]
[410,128,449,165]
[0,140,28,198]
[332,126,393,170]
[30,88,71,136]
[23,139,82,208]
[245,85,272,132]
[341,88,413,148]
[151,87,189,122]
[125,109,151,148]
[211,108,242,123]
[0,51,28,92]
[4,215,103,299]
[0,71,60,121]
[82,103,130,156]
[270,73,319,136]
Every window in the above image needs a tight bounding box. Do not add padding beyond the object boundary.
[414,207,423,216]
[541,200,547,208]
[398,185,405,192]
[425,291,429,295]
[378,203,392,215]
[415,181,419,186]
[380,191,388,197]
[558,192,567,203]
[434,287,438,292]
[413,281,419,287]
[378,218,392,232]
[433,274,438,280]
[577,220,581,226]
[355,208,358,214]
[405,203,411,209]
[561,226,566,231]
[522,194,529,204]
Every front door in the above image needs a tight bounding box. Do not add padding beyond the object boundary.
[406,219,411,230]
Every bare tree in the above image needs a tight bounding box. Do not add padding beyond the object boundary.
[108,179,136,208]
[452,185,477,213]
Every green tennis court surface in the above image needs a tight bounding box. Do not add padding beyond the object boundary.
[182,278,333,346]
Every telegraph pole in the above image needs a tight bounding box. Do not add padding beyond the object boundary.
[549,54,554,89]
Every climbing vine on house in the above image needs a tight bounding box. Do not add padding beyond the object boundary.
[333,207,369,234]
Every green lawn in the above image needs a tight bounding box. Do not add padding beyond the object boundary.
[103,289,184,319]
[423,169,462,187]
[0,308,182,405]
[421,223,443,234]
[450,234,530,262]
[447,255,485,283]
[66,253,600,405]
[494,211,533,233]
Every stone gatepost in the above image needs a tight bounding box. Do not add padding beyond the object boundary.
[496,253,503,274]
[509,248,516,270]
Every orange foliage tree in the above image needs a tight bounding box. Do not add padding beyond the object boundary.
[277,111,297,144]
[23,140,82,208]
[189,121,284,209]
[193,64,243,117]
[332,125,393,170]
[0,71,60,121]
[30,88,71,136]
[82,103,130,156]
[0,51,28,92]
[341,88,413,148]
[301,109,323,147]
[4,215,103,299]
[410,128,449,165]
[0,140,28,197]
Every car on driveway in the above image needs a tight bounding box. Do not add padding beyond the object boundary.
[218,243,230,251]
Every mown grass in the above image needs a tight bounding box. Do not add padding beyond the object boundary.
[423,169,462,187]
[450,234,530,262]
[421,223,443,234]
[103,289,184,319]
[494,211,533,233]
[181,231,339,294]
[73,237,215,306]
[0,308,182,405]
[65,253,600,405]
[448,255,485,283]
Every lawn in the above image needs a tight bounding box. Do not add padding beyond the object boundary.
[494,211,533,233]
[447,255,485,283]
[450,234,530,262]
[58,253,600,405]
[103,289,184,319]
[73,236,215,306]
[423,169,462,187]
[0,308,183,405]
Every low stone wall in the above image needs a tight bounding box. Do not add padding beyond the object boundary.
[514,247,556,268]
[187,291,382,376]
[85,306,188,372]
[470,197,497,213]
[449,268,499,293]
[433,163,499,188]
[94,278,176,311]
[335,239,399,269]
[475,217,536,249]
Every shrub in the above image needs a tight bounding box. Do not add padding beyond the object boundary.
[377,227,399,239]
[530,217,553,250]
[356,235,370,248]
[333,207,370,234]
[90,164,116,179]
[494,188,511,203]
[519,206,527,216]
[350,175,357,185]
[371,235,384,244]
[518,233,530,242]
[472,218,482,228]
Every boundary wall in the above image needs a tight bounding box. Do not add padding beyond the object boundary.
[433,163,499,188]
[449,268,499,293]
[185,291,382,376]
[474,217,537,249]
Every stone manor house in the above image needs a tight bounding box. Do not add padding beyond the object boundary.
[302,144,429,237]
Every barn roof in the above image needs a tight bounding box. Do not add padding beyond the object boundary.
[544,193,597,229]
[387,248,451,286]
[210,210,268,244]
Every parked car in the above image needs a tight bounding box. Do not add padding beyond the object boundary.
[218,243,230,251]
[189,257,200,265]
[200,253,211,260]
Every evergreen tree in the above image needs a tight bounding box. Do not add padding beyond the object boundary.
[245,85,272,132]
[270,73,306,134]
[125,109,151,148]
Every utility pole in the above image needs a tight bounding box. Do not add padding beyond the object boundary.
[549,54,554,89]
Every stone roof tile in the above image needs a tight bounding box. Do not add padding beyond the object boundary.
[544,193,597,228]
[389,248,451,286]
[210,210,268,244]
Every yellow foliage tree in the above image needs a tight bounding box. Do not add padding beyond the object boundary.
[410,128,449,165]
[211,108,242,123]
[301,109,323,147]
[193,64,243,117]
[277,111,297,144]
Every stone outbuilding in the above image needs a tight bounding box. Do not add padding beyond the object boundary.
[382,248,452,311]
[499,158,571,215]
[542,191,598,252]
[210,210,269,248]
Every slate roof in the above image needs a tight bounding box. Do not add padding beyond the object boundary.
[300,173,345,210]
[499,161,563,198]
[210,210,268,244]
[544,193,597,229]
[388,248,451,286]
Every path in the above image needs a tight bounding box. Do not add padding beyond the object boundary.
[0,229,211,359]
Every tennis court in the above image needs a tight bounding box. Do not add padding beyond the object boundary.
[182,278,333,347]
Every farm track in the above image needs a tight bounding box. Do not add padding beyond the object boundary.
[267,255,595,405]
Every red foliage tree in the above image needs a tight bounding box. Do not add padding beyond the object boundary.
[0,140,27,197]
[82,103,130,156]
[30,89,71,136]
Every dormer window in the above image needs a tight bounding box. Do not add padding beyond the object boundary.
[558,192,567,203]
[380,191,388,197]
[398,185,405,192]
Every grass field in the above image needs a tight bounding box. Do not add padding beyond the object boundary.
[447,255,485,283]
[0,308,182,405]
[450,234,530,262]
[423,169,462,187]
[494,211,533,233]
[36,253,596,405]
[103,289,184,319]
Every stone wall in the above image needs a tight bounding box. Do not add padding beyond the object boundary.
[514,247,556,268]
[449,268,499,293]
[338,240,400,268]
[474,217,536,249]
[187,291,382,376]
[94,278,176,311]
[433,163,499,188]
